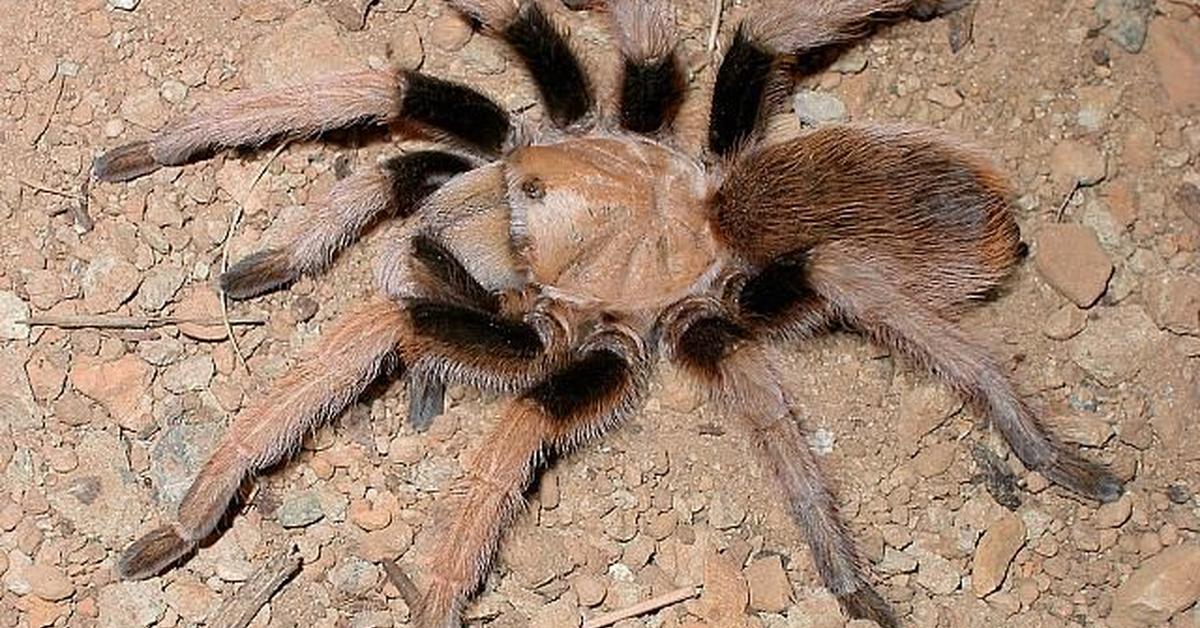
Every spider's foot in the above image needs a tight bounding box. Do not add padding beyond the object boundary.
[1039,450,1125,504]
[838,585,899,628]
[220,248,299,300]
[93,141,162,182]
[117,525,194,580]
[909,0,974,21]
[407,373,446,432]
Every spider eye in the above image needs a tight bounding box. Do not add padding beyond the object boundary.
[521,177,545,200]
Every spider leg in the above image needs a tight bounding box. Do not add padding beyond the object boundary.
[119,290,569,579]
[448,0,593,128]
[806,243,1124,503]
[94,71,510,182]
[413,328,647,627]
[708,0,917,157]
[118,297,407,580]
[665,302,895,627]
[220,151,474,300]
[608,0,685,134]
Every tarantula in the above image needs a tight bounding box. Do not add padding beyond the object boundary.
[93,0,1122,625]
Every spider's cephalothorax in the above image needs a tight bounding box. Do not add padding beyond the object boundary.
[94,1,1122,626]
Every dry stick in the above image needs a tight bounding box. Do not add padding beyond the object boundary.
[30,72,65,146]
[72,178,94,233]
[707,0,724,54]
[18,178,85,201]
[219,141,291,374]
[1055,179,1080,222]
[211,544,302,628]
[582,585,700,628]
[21,314,266,330]
[379,558,422,612]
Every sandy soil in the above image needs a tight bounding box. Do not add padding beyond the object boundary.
[2,0,1199,627]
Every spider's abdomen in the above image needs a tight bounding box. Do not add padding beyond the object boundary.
[505,137,719,313]
[710,124,1023,313]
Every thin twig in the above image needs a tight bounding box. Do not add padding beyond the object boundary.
[380,558,422,612]
[21,314,266,330]
[1056,179,1080,222]
[211,543,301,628]
[19,178,85,201]
[582,585,700,628]
[220,142,290,373]
[707,0,724,55]
[30,72,65,146]
[72,178,94,234]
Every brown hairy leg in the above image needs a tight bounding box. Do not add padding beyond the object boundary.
[667,302,894,626]
[413,330,647,627]
[95,71,401,182]
[221,167,396,300]
[807,243,1123,503]
[608,0,685,134]
[119,297,407,579]
[221,151,475,300]
[94,70,511,182]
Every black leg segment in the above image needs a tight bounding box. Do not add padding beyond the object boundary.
[384,151,474,216]
[407,299,544,360]
[708,25,776,157]
[502,3,593,127]
[526,348,629,421]
[410,233,500,312]
[400,72,511,155]
[407,372,447,432]
[620,56,685,134]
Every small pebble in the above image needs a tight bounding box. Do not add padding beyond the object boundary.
[793,89,848,125]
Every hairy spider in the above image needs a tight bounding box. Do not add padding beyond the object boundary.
[93,0,1123,625]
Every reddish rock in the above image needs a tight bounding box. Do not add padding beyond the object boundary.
[427,11,473,52]
[24,563,74,601]
[1069,305,1160,386]
[1050,140,1107,189]
[745,554,791,613]
[698,551,749,627]
[1176,183,1200,227]
[17,596,67,628]
[1149,17,1200,114]
[163,575,218,623]
[175,288,228,341]
[81,254,141,314]
[246,6,361,88]
[972,511,1026,597]
[1143,274,1200,336]
[1034,224,1113,308]
[1110,544,1200,627]
[69,354,153,424]
[1043,305,1088,341]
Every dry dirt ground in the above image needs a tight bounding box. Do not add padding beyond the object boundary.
[2,0,1200,627]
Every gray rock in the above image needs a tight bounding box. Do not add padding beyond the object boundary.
[277,491,324,528]
[807,428,835,455]
[1095,0,1152,53]
[327,556,380,596]
[160,354,214,393]
[98,580,165,627]
[138,337,184,367]
[915,547,961,595]
[1069,306,1160,386]
[0,291,30,340]
[82,254,142,314]
[830,48,868,74]
[137,265,187,312]
[1110,544,1200,627]
[150,422,221,508]
[108,0,141,10]
[793,90,848,125]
